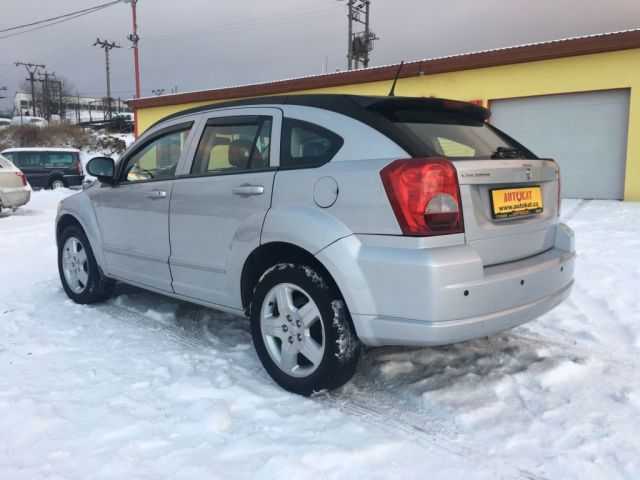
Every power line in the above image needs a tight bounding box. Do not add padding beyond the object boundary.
[0,2,119,41]
[0,1,120,34]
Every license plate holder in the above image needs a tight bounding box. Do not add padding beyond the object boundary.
[490,186,543,219]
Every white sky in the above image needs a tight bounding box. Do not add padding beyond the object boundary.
[1,0,639,109]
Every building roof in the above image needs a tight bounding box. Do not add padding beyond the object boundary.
[129,28,640,110]
[2,147,80,153]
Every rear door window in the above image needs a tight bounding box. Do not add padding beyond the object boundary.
[281,119,343,168]
[191,116,272,175]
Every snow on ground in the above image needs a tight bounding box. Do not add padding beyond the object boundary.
[1,192,640,479]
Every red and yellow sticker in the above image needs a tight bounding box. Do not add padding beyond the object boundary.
[491,186,543,219]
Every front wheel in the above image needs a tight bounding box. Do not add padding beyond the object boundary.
[250,264,361,396]
[58,225,114,304]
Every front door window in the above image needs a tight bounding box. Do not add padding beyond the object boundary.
[122,127,192,182]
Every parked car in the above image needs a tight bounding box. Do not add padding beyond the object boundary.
[11,115,48,128]
[1,148,84,189]
[0,118,11,130]
[55,94,575,395]
[0,154,30,213]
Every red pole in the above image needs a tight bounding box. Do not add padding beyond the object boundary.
[129,0,141,137]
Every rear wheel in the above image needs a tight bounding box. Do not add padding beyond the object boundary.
[50,178,65,190]
[250,264,360,396]
[58,225,114,304]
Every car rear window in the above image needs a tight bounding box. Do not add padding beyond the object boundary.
[0,155,11,168]
[374,107,535,160]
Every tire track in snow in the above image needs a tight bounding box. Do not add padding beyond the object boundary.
[99,293,547,478]
[86,288,636,480]
[316,390,550,480]
[510,330,639,372]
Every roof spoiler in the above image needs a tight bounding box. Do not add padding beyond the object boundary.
[363,96,490,122]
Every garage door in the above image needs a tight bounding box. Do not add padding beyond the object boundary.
[489,90,629,199]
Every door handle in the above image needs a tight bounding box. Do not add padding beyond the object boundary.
[146,189,168,199]
[232,184,264,196]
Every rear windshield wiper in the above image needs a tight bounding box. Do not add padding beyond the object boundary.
[491,146,524,159]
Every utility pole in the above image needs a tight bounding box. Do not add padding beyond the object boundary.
[15,62,45,116]
[124,0,141,135]
[93,38,121,120]
[35,71,56,120]
[343,1,378,70]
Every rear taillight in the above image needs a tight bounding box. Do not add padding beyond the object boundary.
[15,171,27,186]
[75,159,83,175]
[380,158,464,236]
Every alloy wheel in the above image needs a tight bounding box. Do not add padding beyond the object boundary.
[61,236,89,294]
[260,283,326,378]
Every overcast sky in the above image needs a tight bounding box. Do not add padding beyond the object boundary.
[1,0,639,110]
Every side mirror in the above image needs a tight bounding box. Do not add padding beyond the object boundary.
[87,156,115,184]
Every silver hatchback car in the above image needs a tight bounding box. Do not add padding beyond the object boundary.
[56,95,575,395]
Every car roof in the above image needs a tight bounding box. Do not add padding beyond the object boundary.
[153,94,489,126]
[150,94,490,157]
[2,147,80,153]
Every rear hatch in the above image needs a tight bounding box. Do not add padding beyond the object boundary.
[365,97,560,266]
[453,158,559,266]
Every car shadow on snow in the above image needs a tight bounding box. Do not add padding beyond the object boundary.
[352,335,550,396]
[108,283,560,405]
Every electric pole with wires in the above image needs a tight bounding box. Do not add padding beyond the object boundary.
[34,70,56,120]
[93,38,121,120]
[15,62,45,116]
[343,0,378,70]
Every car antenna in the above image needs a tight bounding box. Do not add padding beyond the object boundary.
[388,61,405,97]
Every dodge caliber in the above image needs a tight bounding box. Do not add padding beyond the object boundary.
[55,95,575,395]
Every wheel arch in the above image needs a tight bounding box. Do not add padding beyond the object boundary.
[240,241,343,315]
[56,206,106,270]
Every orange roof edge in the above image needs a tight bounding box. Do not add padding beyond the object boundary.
[129,28,640,110]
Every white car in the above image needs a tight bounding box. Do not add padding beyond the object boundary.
[0,118,11,130]
[11,116,48,128]
[0,154,31,213]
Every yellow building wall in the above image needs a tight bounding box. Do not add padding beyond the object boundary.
[136,49,640,200]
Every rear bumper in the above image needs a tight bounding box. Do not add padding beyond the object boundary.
[0,187,30,209]
[317,223,575,347]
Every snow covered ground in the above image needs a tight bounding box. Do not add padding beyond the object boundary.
[1,192,639,479]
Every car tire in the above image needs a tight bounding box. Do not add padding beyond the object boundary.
[250,263,361,396]
[50,178,65,190]
[58,225,115,304]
